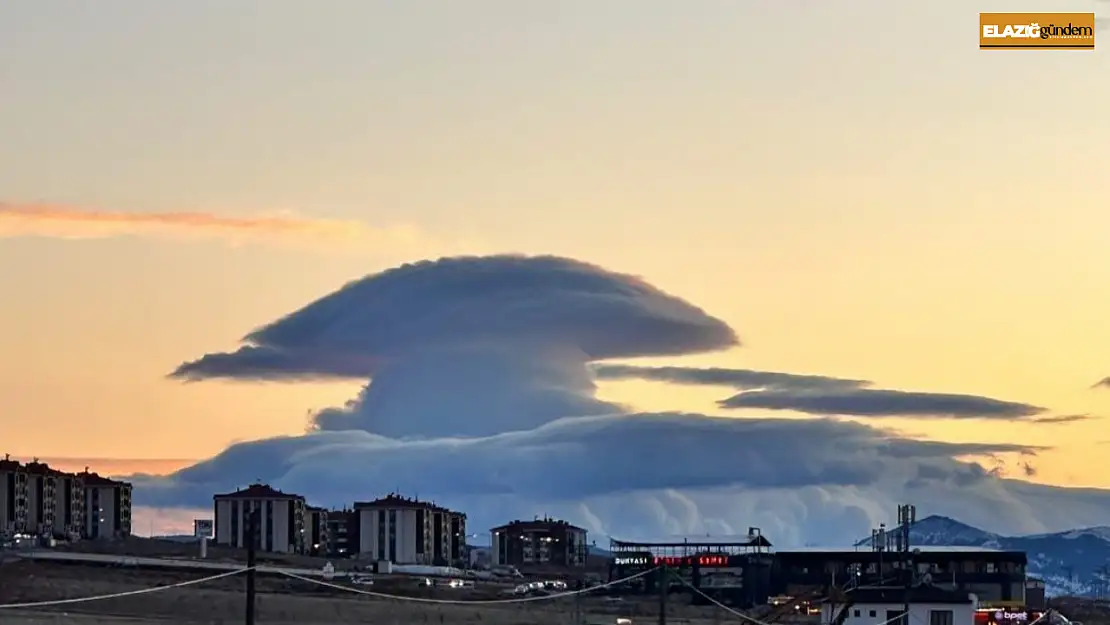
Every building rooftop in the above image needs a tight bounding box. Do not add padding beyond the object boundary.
[777,546,1011,553]
[78,470,132,488]
[352,493,462,514]
[492,517,588,533]
[611,533,772,549]
[213,483,303,500]
[0,456,131,485]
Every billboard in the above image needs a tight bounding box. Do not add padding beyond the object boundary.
[194,519,214,538]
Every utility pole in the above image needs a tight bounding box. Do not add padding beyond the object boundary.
[245,506,261,625]
[657,564,668,625]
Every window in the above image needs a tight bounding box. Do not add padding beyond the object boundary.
[853,610,861,617]
[885,611,906,625]
[930,610,954,625]
[869,611,877,618]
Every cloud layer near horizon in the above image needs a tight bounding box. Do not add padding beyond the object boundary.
[0,201,426,249]
[138,254,1110,545]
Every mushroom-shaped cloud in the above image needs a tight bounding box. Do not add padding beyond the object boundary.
[171,255,738,438]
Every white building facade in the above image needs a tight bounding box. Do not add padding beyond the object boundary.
[822,587,975,625]
[355,495,466,565]
[213,484,306,554]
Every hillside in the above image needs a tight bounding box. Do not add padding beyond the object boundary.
[856,515,1110,597]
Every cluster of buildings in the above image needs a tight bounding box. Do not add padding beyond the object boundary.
[608,534,1043,614]
[0,463,1051,625]
[0,456,133,540]
[210,483,590,569]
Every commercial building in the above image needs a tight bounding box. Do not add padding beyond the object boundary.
[821,586,977,625]
[491,517,589,568]
[772,547,1028,604]
[354,494,466,565]
[78,470,133,539]
[213,484,306,554]
[609,531,774,607]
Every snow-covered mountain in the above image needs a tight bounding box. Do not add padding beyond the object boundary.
[855,515,1110,597]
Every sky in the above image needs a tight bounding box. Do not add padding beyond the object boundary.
[2,0,1109,539]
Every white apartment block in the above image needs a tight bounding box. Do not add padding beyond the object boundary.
[213,483,307,554]
[355,494,466,565]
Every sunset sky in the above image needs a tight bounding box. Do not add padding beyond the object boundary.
[2,0,1109,524]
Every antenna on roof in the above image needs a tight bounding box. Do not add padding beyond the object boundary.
[32,457,39,463]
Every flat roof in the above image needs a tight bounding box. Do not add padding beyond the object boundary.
[492,519,587,533]
[777,546,1011,553]
[611,534,772,548]
[213,483,304,500]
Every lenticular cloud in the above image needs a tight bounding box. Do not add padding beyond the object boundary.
[172,255,737,437]
[144,254,1110,545]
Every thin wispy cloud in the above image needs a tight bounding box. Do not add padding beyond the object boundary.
[1030,414,1094,425]
[0,201,437,252]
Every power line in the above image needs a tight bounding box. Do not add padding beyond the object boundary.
[0,567,250,610]
[279,566,660,605]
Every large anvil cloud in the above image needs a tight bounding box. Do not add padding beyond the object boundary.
[172,255,737,438]
[146,254,1110,544]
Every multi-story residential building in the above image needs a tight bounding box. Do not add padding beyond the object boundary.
[490,517,588,568]
[213,484,306,554]
[79,470,133,539]
[23,460,59,537]
[0,455,28,537]
[1,457,88,539]
[354,494,466,565]
[306,505,329,556]
[56,470,86,540]
[326,508,359,557]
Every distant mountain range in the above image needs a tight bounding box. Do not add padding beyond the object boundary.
[855,515,1110,597]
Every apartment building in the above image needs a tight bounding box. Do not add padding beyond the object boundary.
[325,508,359,557]
[0,456,28,536]
[354,494,466,565]
[23,461,59,537]
[79,470,133,539]
[2,459,123,540]
[55,470,86,539]
[213,484,307,554]
[306,506,329,556]
[491,517,588,568]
